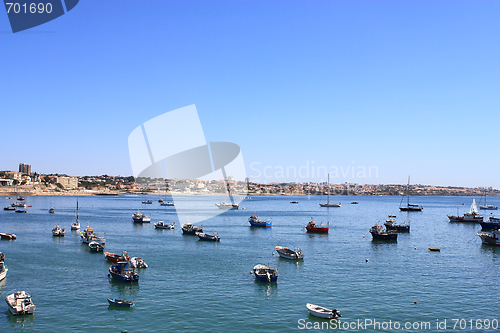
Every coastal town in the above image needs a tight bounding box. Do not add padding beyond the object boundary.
[0,163,497,197]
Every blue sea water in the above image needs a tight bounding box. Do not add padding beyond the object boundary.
[0,195,499,332]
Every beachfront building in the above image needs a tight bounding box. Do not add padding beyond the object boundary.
[56,176,79,189]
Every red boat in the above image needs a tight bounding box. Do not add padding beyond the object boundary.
[305,218,329,234]
[0,233,17,240]
[105,251,130,262]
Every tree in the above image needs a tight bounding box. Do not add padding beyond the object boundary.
[12,179,19,186]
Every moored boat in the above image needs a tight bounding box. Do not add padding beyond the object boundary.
[479,217,500,229]
[142,199,153,204]
[130,257,148,269]
[253,264,278,282]
[5,291,36,315]
[275,246,304,260]
[11,202,26,208]
[305,218,329,234]
[48,207,55,213]
[181,222,203,235]
[89,241,104,252]
[4,206,15,211]
[160,201,175,206]
[17,196,25,201]
[132,211,151,223]
[384,215,410,232]
[15,209,27,213]
[0,252,8,281]
[71,197,80,230]
[306,303,341,319]
[196,232,220,241]
[79,224,106,244]
[248,214,272,227]
[52,225,65,237]
[107,298,135,307]
[0,233,17,240]
[109,261,139,283]
[477,229,500,246]
[370,224,397,241]
[105,251,130,262]
[154,221,175,229]
[399,176,423,211]
[479,189,497,210]
[448,199,483,222]
[319,174,341,207]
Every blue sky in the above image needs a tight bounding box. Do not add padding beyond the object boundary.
[1,1,499,188]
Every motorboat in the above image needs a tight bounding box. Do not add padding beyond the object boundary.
[0,233,17,240]
[5,291,36,315]
[215,202,239,209]
[477,229,500,246]
[130,257,148,268]
[3,206,15,211]
[479,217,500,230]
[196,232,220,241]
[107,298,135,307]
[154,221,175,229]
[141,199,153,204]
[105,251,130,262]
[79,224,106,244]
[305,218,329,234]
[15,209,27,213]
[252,264,278,282]
[384,215,410,232]
[52,225,65,237]
[160,201,175,206]
[248,214,272,227]
[89,241,104,252]
[181,222,203,235]
[11,202,26,208]
[108,261,139,283]
[132,211,151,223]
[0,252,7,281]
[370,224,397,241]
[275,246,304,260]
[306,303,341,319]
[16,196,25,201]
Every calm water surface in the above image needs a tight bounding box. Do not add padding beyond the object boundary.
[0,195,499,332]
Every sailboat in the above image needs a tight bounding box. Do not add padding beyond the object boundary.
[71,197,80,230]
[319,174,341,207]
[448,198,483,222]
[48,196,55,213]
[399,176,423,211]
[479,189,497,210]
[216,176,239,209]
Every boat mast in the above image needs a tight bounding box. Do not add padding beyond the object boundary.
[221,167,235,205]
[76,196,79,223]
[407,176,410,207]
[327,174,330,205]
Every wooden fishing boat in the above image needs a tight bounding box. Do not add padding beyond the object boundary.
[132,211,151,223]
[252,264,278,282]
[52,225,65,237]
[105,251,130,262]
[275,246,304,260]
[108,261,139,283]
[107,298,135,307]
[181,222,203,235]
[89,241,104,252]
[5,291,36,315]
[370,224,397,241]
[154,221,175,229]
[0,252,7,281]
[384,215,410,232]
[248,214,272,227]
[196,232,220,241]
[305,218,329,234]
[306,303,341,319]
[0,233,17,240]
[428,248,441,252]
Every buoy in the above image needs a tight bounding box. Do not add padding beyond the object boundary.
[272,252,275,255]
[365,259,369,262]
[250,271,253,274]
[108,274,110,277]
[414,247,417,250]
[362,235,365,238]
[414,301,417,304]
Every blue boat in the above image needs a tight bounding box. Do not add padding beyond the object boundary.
[107,298,135,307]
[253,264,278,282]
[480,217,500,229]
[248,215,272,227]
[109,261,139,283]
[181,222,203,235]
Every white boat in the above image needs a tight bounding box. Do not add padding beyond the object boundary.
[160,201,175,206]
[79,224,106,244]
[306,303,341,319]
[275,246,304,260]
[477,229,500,246]
[130,257,148,268]
[5,291,36,315]
[319,174,341,207]
[154,221,175,229]
[216,177,239,209]
[448,199,483,222]
[11,202,26,208]
[0,252,7,281]
[52,225,65,237]
[479,189,498,210]
[71,197,80,230]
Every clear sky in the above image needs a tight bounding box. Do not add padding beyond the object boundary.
[1,1,499,188]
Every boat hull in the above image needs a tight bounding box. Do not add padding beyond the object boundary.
[370,231,397,241]
[479,221,500,229]
[107,298,135,307]
[249,220,272,227]
[319,203,341,207]
[276,247,304,260]
[306,303,340,319]
[0,267,7,281]
[305,226,329,234]
[109,267,139,283]
[477,231,500,246]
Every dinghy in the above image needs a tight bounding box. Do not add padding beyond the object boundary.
[306,303,341,319]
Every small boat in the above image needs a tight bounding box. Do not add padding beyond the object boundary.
[5,291,36,315]
[181,222,203,235]
[252,264,278,282]
[15,209,27,213]
[248,214,272,227]
[48,207,55,213]
[0,233,17,240]
[370,224,397,241]
[107,298,135,307]
[71,197,80,230]
[154,221,175,229]
[384,215,410,232]
[428,248,441,252]
[52,225,65,237]
[132,211,151,223]
[160,201,175,206]
[477,229,500,246]
[448,199,483,222]
[3,206,15,211]
[0,252,8,281]
[479,189,498,210]
[275,246,303,260]
[141,199,153,204]
[16,196,25,201]
[351,201,359,204]
[306,303,341,319]
[105,251,130,262]
[215,202,239,209]
[158,198,163,203]
[130,257,148,269]
[319,174,341,207]
[108,261,139,283]
[79,224,106,244]
[89,241,104,252]
[11,202,26,208]
[290,201,298,204]
[480,217,500,229]
[196,232,220,241]
[399,176,423,211]
[305,218,329,234]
